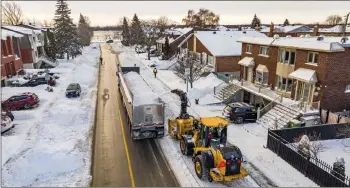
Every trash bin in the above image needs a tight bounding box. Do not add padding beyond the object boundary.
[195,99,199,105]
[288,119,302,128]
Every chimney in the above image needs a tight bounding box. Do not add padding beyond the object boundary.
[269,22,274,37]
[313,25,319,36]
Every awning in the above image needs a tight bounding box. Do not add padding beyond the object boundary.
[289,68,318,84]
[256,64,269,72]
[238,57,255,67]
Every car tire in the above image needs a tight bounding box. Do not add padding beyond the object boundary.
[77,92,80,97]
[235,117,244,124]
[24,103,32,109]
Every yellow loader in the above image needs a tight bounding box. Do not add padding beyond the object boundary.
[168,89,248,182]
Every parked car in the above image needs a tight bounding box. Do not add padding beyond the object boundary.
[66,83,81,98]
[37,72,60,79]
[20,77,56,87]
[106,39,113,43]
[1,110,14,121]
[1,92,40,111]
[222,102,257,124]
[1,114,14,133]
[135,47,146,54]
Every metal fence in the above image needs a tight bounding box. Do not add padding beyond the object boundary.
[267,129,350,187]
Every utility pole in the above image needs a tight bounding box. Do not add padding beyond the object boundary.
[343,12,349,37]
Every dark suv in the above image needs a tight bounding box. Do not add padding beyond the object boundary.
[1,92,40,110]
[21,77,56,87]
[222,102,257,124]
[66,83,81,98]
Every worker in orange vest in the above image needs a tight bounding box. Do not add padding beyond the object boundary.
[153,67,158,78]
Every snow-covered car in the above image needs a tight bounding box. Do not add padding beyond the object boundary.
[1,110,14,121]
[1,115,14,133]
[135,47,146,54]
[37,72,60,79]
[66,83,81,98]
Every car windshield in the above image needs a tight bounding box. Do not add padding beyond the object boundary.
[67,84,78,90]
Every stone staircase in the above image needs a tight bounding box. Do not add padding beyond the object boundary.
[214,84,241,103]
[259,104,301,129]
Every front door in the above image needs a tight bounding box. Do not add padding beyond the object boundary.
[247,67,253,83]
[243,90,251,103]
[296,81,313,104]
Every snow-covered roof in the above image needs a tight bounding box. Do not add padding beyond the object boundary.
[165,27,193,36]
[1,28,24,40]
[194,30,267,56]
[261,25,311,33]
[123,71,159,105]
[238,57,255,67]
[238,36,349,52]
[2,25,40,35]
[215,25,229,31]
[156,37,175,44]
[19,24,47,31]
[319,25,350,33]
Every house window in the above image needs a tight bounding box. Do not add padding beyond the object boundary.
[346,85,350,93]
[12,37,20,58]
[246,44,252,53]
[259,46,268,56]
[255,71,268,85]
[278,49,295,65]
[307,52,318,64]
[6,38,12,55]
[276,76,293,92]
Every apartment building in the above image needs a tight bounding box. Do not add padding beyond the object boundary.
[237,35,350,112]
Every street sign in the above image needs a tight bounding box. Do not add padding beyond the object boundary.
[185,68,190,77]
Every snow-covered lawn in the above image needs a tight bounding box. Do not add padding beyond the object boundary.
[1,44,100,186]
[114,42,319,187]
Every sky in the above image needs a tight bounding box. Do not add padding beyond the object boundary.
[12,1,350,26]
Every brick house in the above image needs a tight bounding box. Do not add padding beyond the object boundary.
[178,30,267,78]
[2,25,43,69]
[237,35,350,112]
[1,29,24,86]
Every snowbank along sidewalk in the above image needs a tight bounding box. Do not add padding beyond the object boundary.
[1,44,100,187]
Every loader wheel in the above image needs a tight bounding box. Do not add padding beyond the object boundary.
[180,139,189,155]
[194,155,209,180]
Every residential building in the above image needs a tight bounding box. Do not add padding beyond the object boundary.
[307,24,350,37]
[1,29,24,86]
[237,35,350,112]
[178,30,267,79]
[260,24,312,37]
[156,27,193,56]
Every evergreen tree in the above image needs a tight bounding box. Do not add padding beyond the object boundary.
[78,13,92,46]
[121,17,130,46]
[130,13,144,45]
[251,14,261,27]
[53,0,82,59]
[68,23,82,59]
[164,36,171,58]
[283,19,290,26]
[45,29,57,60]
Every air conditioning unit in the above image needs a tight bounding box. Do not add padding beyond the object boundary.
[300,35,305,38]
[317,36,324,41]
[273,34,280,39]
[305,34,311,38]
[286,35,292,38]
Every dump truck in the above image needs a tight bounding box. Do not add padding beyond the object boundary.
[117,67,165,140]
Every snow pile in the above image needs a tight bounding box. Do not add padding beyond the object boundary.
[118,51,142,67]
[123,71,159,105]
[187,73,225,100]
[1,43,100,187]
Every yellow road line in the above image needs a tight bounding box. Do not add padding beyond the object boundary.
[115,64,136,188]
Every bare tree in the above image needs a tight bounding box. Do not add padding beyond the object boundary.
[23,17,42,25]
[326,14,343,25]
[157,16,170,32]
[182,8,220,28]
[42,20,54,27]
[2,2,23,25]
[174,51,208,88]
[140,19,162,60]
[294,131,328,159]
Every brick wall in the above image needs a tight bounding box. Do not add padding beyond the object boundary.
[241,43,279,87]
[1,37,24,76]
[322,48,350,111]
[20,49,33,64]
[216,56,241,72]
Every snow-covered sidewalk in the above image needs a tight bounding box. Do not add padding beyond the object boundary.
[1,44,100,186]
[114,43,319,187]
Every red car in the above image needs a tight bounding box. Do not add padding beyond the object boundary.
[1,92,40,111]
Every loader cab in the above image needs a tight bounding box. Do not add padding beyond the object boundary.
[198,117,228,148]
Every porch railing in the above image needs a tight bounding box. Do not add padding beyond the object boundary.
[257,95,283,120]
[213,82,228,95]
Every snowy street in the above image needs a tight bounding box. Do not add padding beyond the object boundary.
[113,42,319,187]
[1,44,100,186]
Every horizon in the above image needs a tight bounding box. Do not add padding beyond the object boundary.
[11,1,350,27]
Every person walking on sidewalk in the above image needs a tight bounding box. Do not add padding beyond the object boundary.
[100,57,104,66]
[153,67,158,78]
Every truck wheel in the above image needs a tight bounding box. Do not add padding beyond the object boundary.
[180,139,188,155]
[235,117,244,124]
[194,155,209,180]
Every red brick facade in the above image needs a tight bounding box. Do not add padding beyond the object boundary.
[1,36,23,78]
[241,43,278,88]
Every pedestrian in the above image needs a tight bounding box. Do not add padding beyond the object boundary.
[100,57,103,66]
[153,67,158,78]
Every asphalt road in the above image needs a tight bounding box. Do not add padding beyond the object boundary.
[91,44,179,187]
